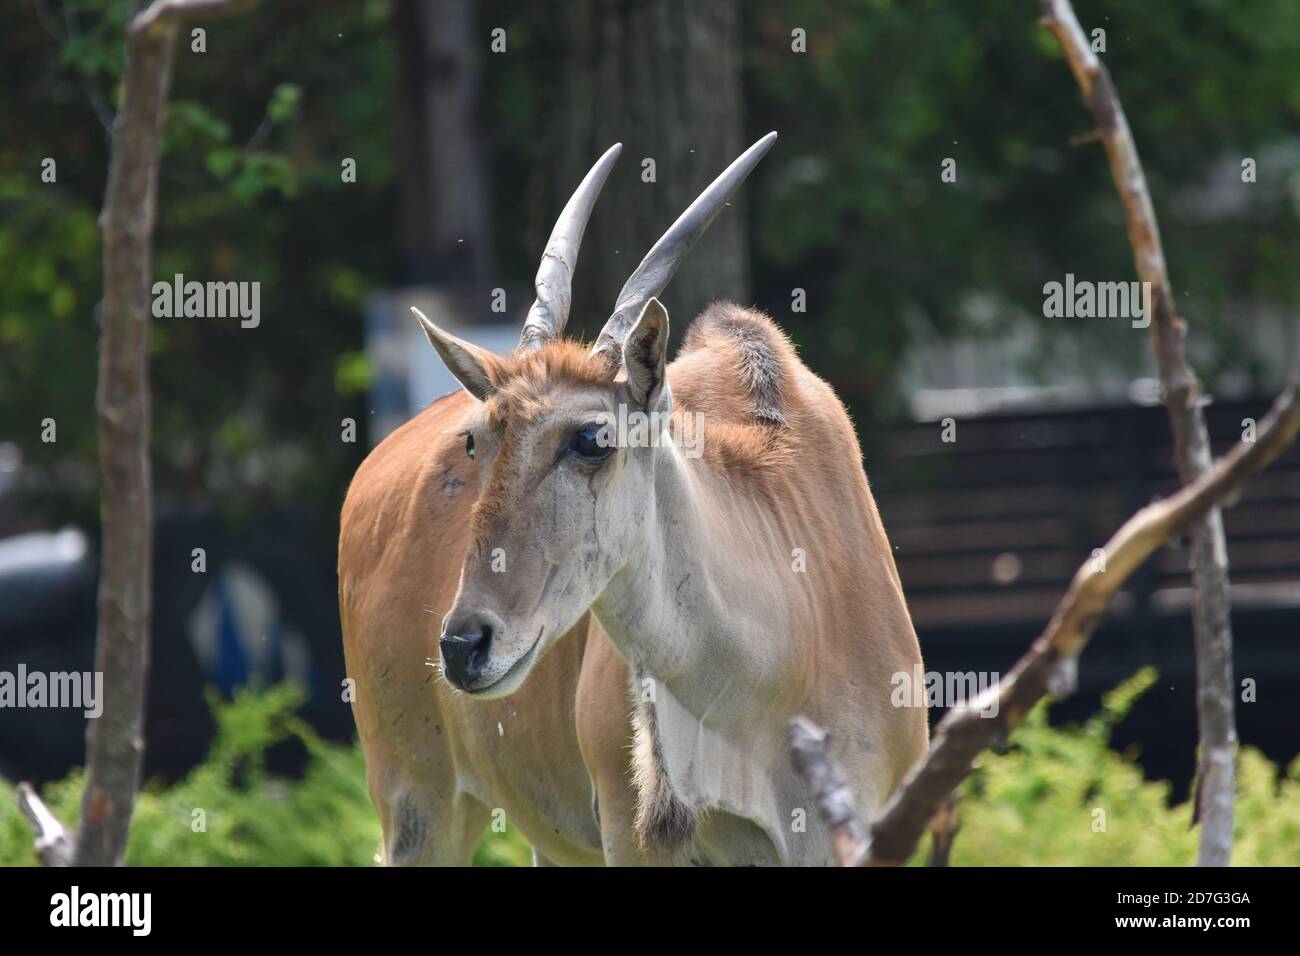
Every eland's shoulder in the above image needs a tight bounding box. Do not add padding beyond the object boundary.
[668,302,847,489]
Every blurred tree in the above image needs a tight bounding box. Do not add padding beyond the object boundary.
[483,0,749,339]
[394,0,494,296]
[573,0,748,337]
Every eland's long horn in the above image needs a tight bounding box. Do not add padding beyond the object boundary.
[518,143,623,351]
[590,131,777,364]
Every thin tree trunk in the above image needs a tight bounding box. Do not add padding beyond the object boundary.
[14,0,256,868]
[74,1,175,867]
[1039,0,1238,867]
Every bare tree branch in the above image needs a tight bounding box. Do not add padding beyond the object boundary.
[16,783,75,868]
[129,0,258,38]
[1039,0,1238,867]
[926,795,961,867]
[793,377,1300,865]
[788,717,869,866]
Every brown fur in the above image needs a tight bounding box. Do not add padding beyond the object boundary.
[469,324,800,541]
[682,302,792,425]
[339,388,612,865]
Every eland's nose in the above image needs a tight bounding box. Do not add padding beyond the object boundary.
[440,620,492,688]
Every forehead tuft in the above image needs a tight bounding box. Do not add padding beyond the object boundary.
[485,340,612,428]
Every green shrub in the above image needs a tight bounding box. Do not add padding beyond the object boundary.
[2,685,377,866]
[1,671,1296,865]
[0,684,531,867]
[939,668,1300,866]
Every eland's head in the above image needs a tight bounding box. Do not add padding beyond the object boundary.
[417,133,776,696]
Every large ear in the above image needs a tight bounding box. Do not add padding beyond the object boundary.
[411,306,500,401]
[622,298,670,411]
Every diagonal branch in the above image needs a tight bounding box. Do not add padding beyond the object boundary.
[792,376,1300,865]
[1039,0,1238,866]
[16,783,75,868]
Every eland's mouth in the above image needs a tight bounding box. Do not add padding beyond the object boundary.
[464,626,544,698]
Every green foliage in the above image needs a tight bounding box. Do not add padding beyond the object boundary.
[0,686,374,866]
[334,350,376,396]
[2,0,397,528]
[935,669,1300,866]
[0,684,528,866]
[743,0,1300,409]
[267,84,303,125]
[472,824,533,868]
[1,673,1296,866]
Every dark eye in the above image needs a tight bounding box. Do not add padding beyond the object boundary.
[463,431,475,459]
[569,425,613,462]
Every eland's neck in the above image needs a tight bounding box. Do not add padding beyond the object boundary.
[592,442,803,720]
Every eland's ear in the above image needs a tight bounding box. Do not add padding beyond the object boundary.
[411,306,500,401]
[622,298,670,411]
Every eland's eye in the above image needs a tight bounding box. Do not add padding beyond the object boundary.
[570,425,613,462]
[463,431,475,460]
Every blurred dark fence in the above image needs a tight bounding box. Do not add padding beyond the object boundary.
[0,509,350,785]
[875,395,1300,794]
